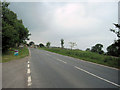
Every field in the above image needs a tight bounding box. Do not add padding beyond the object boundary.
[41,48,120,69]
[2,47,29,63]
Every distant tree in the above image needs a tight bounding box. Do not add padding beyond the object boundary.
[107,23,120,57]
[39,43,45,48]
[29,41,34,46]
[107,44,118,56]
[69,42,77,50]
[46,42,51,48]
[86,48,90,51]
[61,39,64,48]
[91,44,104,54]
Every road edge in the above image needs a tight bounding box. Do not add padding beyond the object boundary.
[42,49,119,70]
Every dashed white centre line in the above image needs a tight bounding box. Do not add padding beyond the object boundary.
[28,76,32,86]
[46,54,51,56]
[28,61,30,64]
[28,76,32,82]
[28,64,30,68]
[74,66,120,87]
[27,68,31,74]
[57,59,67,64]
[27,48,32,87]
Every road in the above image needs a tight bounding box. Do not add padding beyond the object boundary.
[28,48,119,88]
[2,57,28,88]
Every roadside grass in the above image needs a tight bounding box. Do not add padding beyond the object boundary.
[40,47,120,69]
[2,47,29,63]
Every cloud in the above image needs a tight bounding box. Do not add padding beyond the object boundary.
[52,3,101,35]
[8,2,118,51]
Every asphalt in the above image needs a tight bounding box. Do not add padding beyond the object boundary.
[2,57,28,88]
[29,48,120,88]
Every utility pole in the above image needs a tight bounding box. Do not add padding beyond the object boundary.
[118,1,120,25]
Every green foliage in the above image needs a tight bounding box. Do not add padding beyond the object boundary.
[107,43,119,56]
[2,47,29,62]
[110,23,120,38]
[61,39,64,48]
[91,44,104,54]
[86,48,90,51]
[42,48,119,69]
[2,2,30,53]
[29,41,34,46]
[39,43,45,48]
[2,23,18,52]
[46,42,51,48]
[107,24,120,57]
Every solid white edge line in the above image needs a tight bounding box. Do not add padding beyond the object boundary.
[74,66,120,87]
[76,58,119,70]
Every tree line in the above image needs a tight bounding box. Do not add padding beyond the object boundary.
[28,39,77,50]
[86,24,120,57]
[29,23,120,57]
[2,2,30,53]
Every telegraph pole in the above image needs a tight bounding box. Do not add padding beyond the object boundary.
[118,1,120,25]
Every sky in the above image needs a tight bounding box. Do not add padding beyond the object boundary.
[6,0,119,51]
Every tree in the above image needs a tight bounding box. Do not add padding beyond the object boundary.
[29,41,34,46]
[69,42,77,50]
[86,48,90,51]
[107,23,120,57]
[110,23,120,38]
[61,39,64,48]
[46,42,51,48]
[2,24,18,51]
[107,44,118,56]
[39,43,45,48]
[91,44,104,54]
[2,2,30,52]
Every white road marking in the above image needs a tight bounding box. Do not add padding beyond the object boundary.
[28,64,30,68]
[28,82,32,87]
[28,76,32,82]
[27,48,32,87]
[57,59,67,64]
[28,61,30,64]
[44,49,118,70]
[27,68,31,74]
[27,61,32,87]
[73,58,119,70]
[28,48,31,57]
[65,55,119,70]
[28,76,32,86]
[46,54,51,56]
[74,66,120,87]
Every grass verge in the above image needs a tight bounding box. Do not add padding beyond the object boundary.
[40,47,120,69]
[2,47,29,63]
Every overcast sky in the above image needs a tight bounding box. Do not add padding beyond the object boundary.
[7,0,119,51]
